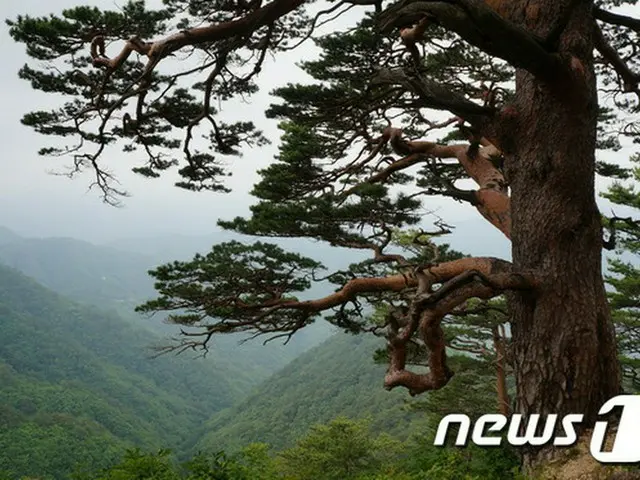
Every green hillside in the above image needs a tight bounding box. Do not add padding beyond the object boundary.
[0,264,265,478]
[0,229,333,363]
[196,332,429,453]
[0,362,127,479]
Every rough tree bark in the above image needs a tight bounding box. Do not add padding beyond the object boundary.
[503,0,621,469]
[493,325,511,417]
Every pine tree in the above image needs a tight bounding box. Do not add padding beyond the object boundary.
[9,0,640,471]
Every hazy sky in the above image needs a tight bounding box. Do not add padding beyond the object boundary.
[0,0,290,243]
[0,1,634,260]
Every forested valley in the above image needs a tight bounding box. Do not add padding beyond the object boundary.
[0,227,512,479]
[0,227,521,479]
[2,172,640,479]
[0,229,336,478]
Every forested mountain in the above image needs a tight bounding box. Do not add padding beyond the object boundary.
[0,228,338,478]
[0,228,334,352]
[0,236,155,312]
[196,332,429,453]
[0,263,263,478]
[0,228,333,378]
[0,362,128,479]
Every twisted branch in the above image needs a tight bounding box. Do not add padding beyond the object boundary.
[384,268,536,395]
[594,22,640,95]
[375,126,511,238]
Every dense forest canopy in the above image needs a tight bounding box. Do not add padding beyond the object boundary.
[0,238,519,479]
[8,0,640,472]
[0,231,339,479]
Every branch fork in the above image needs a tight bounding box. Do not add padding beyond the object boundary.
[91,35,153,70]
[384,266,537,396]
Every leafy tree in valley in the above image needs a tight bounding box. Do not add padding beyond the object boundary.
[398,433,519,480]
[73,449,180,480]
[65,418,519,480]
[72,448,267,480]
[10,0,640,471]
[275,417,402,480]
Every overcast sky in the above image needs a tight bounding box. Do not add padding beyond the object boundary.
[0,0,289,243]
[1,1,635,260]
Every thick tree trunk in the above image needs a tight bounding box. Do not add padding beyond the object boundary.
[503,0,621,470]
[493,326,511,416]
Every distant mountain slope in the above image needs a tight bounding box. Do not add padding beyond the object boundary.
[196,333,427,453]
[0,264,265,478]
[0,227,334,375]
[0,226,22,246]
[105,232,367,272]
[0,235,155,312]
[106,233,231,265]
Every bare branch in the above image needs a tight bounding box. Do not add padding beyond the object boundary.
[594,22,640,95]
[595,8,640,33]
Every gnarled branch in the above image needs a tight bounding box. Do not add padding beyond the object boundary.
[384,267,536,395]
[594,22,640,94]
[380,127,511,238]
[89,0,306,77]
[378,0,561,83]
[90,35,152,70]
[140,238,539,397]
